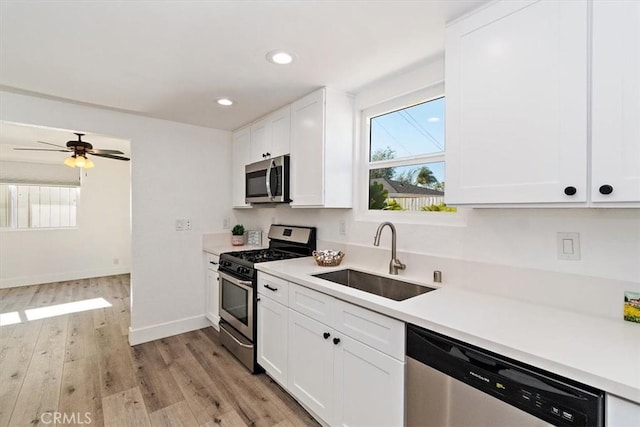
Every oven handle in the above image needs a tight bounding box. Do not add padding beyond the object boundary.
[220,323,253,349]
[218,271,253,290]
[266,159,274,200]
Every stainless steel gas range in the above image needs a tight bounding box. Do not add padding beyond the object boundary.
[218,224,316,373]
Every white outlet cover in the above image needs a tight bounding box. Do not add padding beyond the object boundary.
[557,232,580,261]
[176,219,185,231]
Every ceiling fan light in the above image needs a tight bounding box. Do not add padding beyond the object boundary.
[64,156,76,168]
[84,157,95,169]
[74,156,86,168]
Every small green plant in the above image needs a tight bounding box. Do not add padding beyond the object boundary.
[231,224,245,235]
[420,203,457,212]
[384,199,404,210]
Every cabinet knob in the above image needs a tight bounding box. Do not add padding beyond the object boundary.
[323,332,330,339]
[599,184,613,195]
[257,297,261,302]
[265,152,271,157]
[564,186,577,196]
[333,337,341,345]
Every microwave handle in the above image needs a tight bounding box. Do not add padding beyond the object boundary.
[266,160,274,200]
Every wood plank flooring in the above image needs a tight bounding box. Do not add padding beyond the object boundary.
[0,275,319,427]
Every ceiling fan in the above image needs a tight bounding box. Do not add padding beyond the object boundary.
[13,132,130,169]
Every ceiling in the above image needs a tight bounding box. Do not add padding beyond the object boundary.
[0,122,130,164]
[0,0,486,131]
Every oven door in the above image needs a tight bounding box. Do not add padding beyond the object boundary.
[218,270,254,340]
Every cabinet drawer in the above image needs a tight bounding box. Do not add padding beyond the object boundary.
[206,253,220,271]
[258,273,289,305]
[288,282,335,326]
[334,300,405,361]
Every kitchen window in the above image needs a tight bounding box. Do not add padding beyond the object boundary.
[363,86,455,214]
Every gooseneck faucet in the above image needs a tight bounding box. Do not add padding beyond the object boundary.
[373,221,406,275]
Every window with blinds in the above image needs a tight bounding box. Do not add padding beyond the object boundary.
[0,161,81,230]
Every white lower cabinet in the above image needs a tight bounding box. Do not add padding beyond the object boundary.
[257,273,405,427]
[205,253,220,329]
[606,394,640,427]
[333,333,404,427]
[288,309,335,424]
[257,294,288,386]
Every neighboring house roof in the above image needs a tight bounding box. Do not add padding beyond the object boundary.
[372,178,444,197]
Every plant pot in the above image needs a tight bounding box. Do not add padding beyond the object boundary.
[231,235,244,246]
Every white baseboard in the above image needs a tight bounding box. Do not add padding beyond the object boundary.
[205,313,220,331]
[128,315,211,346]
[0,267,131,289]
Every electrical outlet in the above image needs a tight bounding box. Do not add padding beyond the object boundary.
[185,219,192,230]
[339,220,346,235]
[223,218,230,229]
[176,219,184,231]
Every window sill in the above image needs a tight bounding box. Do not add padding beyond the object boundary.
[354,207,469,227]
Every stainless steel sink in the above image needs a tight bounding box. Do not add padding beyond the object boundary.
[312,269,435,301]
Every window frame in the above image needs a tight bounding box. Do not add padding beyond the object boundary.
[0,183,80,231]
[356,83,468,226]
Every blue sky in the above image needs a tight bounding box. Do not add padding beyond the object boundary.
[370,97,445,159]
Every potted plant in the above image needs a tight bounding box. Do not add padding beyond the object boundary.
[231,224,245,246]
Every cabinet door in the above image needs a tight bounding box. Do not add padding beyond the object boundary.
[232,127,251,208]
[591,1,640,205]
[288,309,334,424]
[290,89,325,206]
[206,268,219,329]
[257,296,288,386]
[250,118,270,163]
[270,105,291,158]
[445,0,588,205]
[606,394,640,427]
[333,334,404,427]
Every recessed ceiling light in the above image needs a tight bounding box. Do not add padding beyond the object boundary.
[266,50,294,65]
[217,98,234,106]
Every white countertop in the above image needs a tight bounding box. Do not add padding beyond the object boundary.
[255,256,640,404]
[203,243,266,256]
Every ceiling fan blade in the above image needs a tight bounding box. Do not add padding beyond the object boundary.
[37,140,69,149]
[90,153,130,161]
[88,148,125,155]
[13,148,70,152]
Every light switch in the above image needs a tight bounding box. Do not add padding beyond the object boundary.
[557,232,580,261]
[562,238,574,254]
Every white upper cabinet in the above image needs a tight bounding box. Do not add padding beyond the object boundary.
[290,88,354,208]
[232,126,251,208]
[445,0,589,205]
[249,105,291,163]
[591,0,640,206]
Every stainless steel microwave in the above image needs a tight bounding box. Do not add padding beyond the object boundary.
[245,155,290,204]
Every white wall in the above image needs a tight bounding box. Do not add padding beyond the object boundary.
[0,90,232,344]
[0,153,131,288]
[235,58,640,318]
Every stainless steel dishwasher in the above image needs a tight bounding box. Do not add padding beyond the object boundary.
[406,325,604,427]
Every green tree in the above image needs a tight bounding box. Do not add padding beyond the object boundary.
[370,147,396,180]
[396,168,416,185]
[417,167,438,188]
[369,181,388,210]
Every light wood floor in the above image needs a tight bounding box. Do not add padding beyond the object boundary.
[0,275,319,427]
